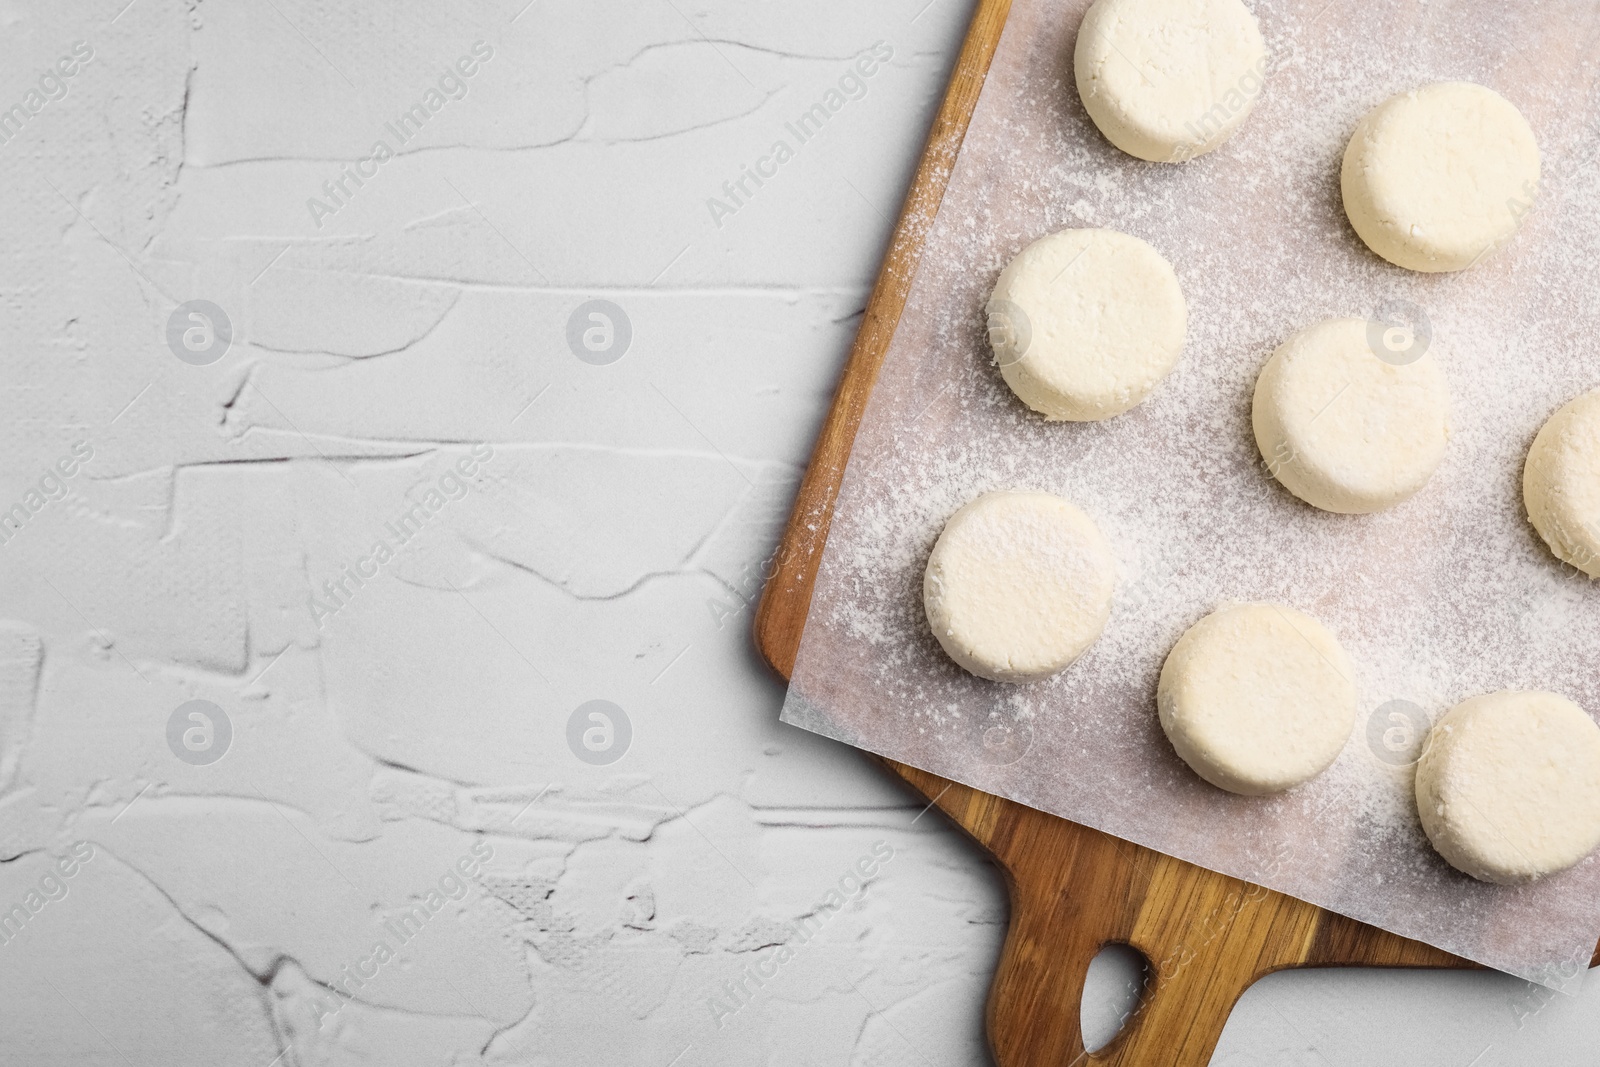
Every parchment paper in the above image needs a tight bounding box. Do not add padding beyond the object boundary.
[782,0,1600,989]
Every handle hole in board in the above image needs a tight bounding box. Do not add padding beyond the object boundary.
[1082,942,1151,1053]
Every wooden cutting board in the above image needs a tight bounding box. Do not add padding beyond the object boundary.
[753,1,1600,1063]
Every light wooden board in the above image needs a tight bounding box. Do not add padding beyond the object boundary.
[753,1,1600,1063]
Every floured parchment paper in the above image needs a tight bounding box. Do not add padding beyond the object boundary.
[782,0,1600,989]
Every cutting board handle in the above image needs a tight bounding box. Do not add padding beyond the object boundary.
[891,760,1477,1067]
[988,868,1268,1066]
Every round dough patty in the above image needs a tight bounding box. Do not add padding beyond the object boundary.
[1524,387,1600,576]
[1252,317,1450,514]
[1415,691,1600,884]
[923,490,1115,683]
[987,228,1186,421]
[1342,82,1540,272]
[1074,0,1268,162]
[1158,603,1356,794]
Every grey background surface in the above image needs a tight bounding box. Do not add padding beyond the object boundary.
[0,1,1593,1064]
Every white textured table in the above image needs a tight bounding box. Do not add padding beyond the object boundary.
[0,2,1593,1064]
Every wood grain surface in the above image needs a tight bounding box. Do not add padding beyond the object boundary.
[753,1,1600,1064]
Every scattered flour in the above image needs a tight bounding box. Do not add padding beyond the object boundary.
[783,0,1600,989]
